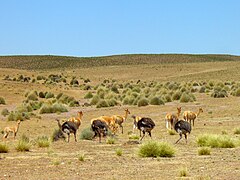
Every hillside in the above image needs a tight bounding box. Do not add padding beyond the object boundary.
[0,54,239,70]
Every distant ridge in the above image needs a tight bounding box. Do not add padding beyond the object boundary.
[0,54,239,70]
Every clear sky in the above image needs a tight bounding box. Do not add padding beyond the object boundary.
[0,0,239,57]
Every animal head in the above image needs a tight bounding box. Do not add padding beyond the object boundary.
[17,120,21,124]
[78,111,83,117]
[125,109,130,115]
[199,108,203,113]
[131,115,136,119]
[177,107,182,113]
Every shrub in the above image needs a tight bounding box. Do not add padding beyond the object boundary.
[77,153,85,161]
[38,91,45,98]
[8,111,29,121]
[90,95,100,105]
[163,94,172,103]
[35,136,50,148]
[0,143,9,153]
[1,108,9,116]
[0,97,6,105]
[56,93,63,99]
[199,86,206,93]
[233,127,240,134]
[180,92,191,103]
[179,167,188,177]
[79,127,94,140]
[149,97,164,105]
[172,91,182,101]
[115,148,123,156]
[138,141,175,158]
[198,147,211,155]
[106,137,116,144]
[45,92,55,99]
[168,129,177,135]
[39,103,68,114]
[197,134,236,148]
[84,92,93,99]
[137,98,149,107]
[111,85,119,93]
[96,100,109,108]
[27,92,38,101]
[234,88,240,97]
[129,134,140,140]
[15,140,31,152]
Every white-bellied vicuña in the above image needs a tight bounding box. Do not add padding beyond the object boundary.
[56,118,78,142]
[67,111,83,129]
[112,109,130,134]
[165,107,181,130]
[3,120,21,139]
[91,119,108,143]
[137,117,155,141]
[183,107,203,127]
[132,115,142,133]
[174,120,191,144]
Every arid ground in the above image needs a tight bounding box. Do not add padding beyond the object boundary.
[0,55,240,180]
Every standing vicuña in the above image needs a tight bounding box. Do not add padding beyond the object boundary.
[183,107,203,127]
[3,120,21,139]
[165,107,181,130]
[112,109,130,134]
[68,111,83,129]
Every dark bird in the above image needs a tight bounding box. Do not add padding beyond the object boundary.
[56,119,78,142]
[91,119,108,143]
[174,120,191,144]
[137,117,155,141]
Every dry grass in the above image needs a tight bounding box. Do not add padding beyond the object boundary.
[0,55,240,179]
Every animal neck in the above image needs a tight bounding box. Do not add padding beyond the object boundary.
[57,119,62,129]
[196,109,202,117]
[177,108,181,118]
[124,110,129,120]
[16,122,20,132]
[78,112,83,121]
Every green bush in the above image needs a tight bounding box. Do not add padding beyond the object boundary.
[0,143,9,153]
[27,92,38,101]
[168,129,177,135]
[0,97,6,105]
[197,134,236,148]
[96,100,109,108]
[8,111,30,121]
[198,147,211,155]
[233,127,240,134]
[39,103,68,114]
[77,153,85,161]
[179,167,188,177]
[38,91,46,98]
[115,148,123,156]
[15,135,31,152]
[35,136,50,148]
[1,108,9,116]
[129,134,140,140]
[137,98,149,107]
[199,86,206,93]
[45,92,55,99]
[56,93,63,99]
[84,92,93,99]
[149,97,164,105]
[90,95,100,105]
[211,89,228,98]
[234,88,240,97]
[163,94,172,103]
[80,127,94,140]
[138,141,175,158]
[172,91,182,101]
[180,92,192,103]
[106,137,116,144]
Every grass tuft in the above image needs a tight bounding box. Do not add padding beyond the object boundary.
[198,147,211,155]
[138,141,175,158]
[0,143,9,153]
[79,127,94,140]
[115,148,123,156]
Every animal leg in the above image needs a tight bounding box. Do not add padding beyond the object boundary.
[148,131,152,139]
[140,131,145,141]
[175,133,182,144]
[193,119,195,127]
[166,120,169,129]
[67,133,70,142]
[98,131,101,143]
[74,132,77,142]
[184,134,188,144]
[3,133,8,139]
[121,125,123,134]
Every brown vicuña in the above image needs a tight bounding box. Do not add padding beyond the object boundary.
[183,107,203,127]
[68,111,83,129]
[112,109,130,134]
[3,120,21,139]
[165,107,181,130]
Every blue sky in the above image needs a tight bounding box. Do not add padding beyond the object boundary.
[0,1,239,57]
